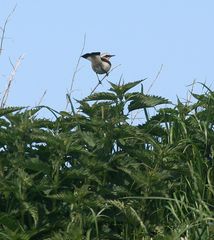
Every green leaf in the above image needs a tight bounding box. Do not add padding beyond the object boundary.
[81,131,96,147]
[119,79,146,94]
[84,92,117,101]
[24,158,51,174]
[109,79,146,96]
[0,107,24,117]
[0,213,18,231]
[23,202,38,227]
[191,93,207,101]
[128,93,171,111]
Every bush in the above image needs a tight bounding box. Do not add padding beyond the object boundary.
[0,81,213,239]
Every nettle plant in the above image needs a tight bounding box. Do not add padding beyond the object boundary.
[0,80,213,240]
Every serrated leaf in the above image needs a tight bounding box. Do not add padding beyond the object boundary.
[120,79,145,94]
[0,106,25,117]
[24,158,51,174]
[23,202,38,227]
[109,79,146,96]
[84,92,117,101]
[124,92,139,101]
[0,213,18,231]
[108,81,118,91]
[128,93,171,111]
[191,93,206,101]
[59,111,72,117]
[81,131,96,147]
[78,100,92,114]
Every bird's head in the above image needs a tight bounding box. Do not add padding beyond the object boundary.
[100,53,115,60]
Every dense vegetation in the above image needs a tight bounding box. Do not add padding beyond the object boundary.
[0,80,213,239]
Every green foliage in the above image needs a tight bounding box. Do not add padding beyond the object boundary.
[127,93,170,111]
[0,81,213,239]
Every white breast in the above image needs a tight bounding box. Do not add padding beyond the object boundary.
[92,60,111,74]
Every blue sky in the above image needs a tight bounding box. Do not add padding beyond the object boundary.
[1,1,214,113]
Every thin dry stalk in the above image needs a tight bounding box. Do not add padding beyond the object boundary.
[90,64,121,95]
[1,54,25,108]
[131,64,163,124]
[0,5,17,56]
[186,79,196,105]
[146,64,163,94]
[66,34,86,110]
[90,74,108,95]
[37,90,47,106]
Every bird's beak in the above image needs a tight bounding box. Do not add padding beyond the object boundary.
[109,55,115,57]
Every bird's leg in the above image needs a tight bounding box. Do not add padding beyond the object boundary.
[96,72,109,85]
[96,74,102,84]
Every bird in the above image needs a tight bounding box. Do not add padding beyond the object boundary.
[81,52,115,75]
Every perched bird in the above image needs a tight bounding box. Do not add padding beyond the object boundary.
[81,52,115,75]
